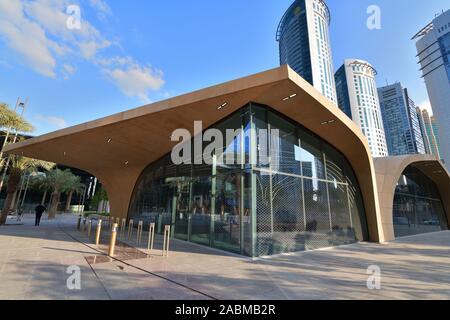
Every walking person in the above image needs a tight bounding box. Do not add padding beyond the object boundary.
[16,207,24,222]
[35,204,46,226]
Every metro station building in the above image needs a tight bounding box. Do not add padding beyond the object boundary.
[5,66,450,257]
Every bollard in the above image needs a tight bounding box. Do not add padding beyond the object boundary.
[95,219,102,246]
[87,219,92,238]
[148,223,155,251]
[128,219,134,239]
[162,225,171,257]
[108,223,118,257]
[108,216,112,229]
[77,215,82,230]
[81,218,86,233]
[137,221,143,245]
[120,218,126,238]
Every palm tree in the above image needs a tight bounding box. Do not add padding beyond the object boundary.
[44,169,79,219]
[0,156,54,225]
[0,103,34,169]
[29,173,51,206]
[64,175,84,213]
[0,103,34,132]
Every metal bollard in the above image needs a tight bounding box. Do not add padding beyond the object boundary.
[137,221,143,245]
[148,223,155,251]
[87,219,92,238]
[128,219,134,239]
[162,225,171,257]
[108,223,118,257]
[120,218,126,238]
[77,215,82,230]
[81,218,86,233]
[95,219,102,246]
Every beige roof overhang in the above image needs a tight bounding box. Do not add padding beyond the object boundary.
[4,65,383,242]
[374,154,450,241]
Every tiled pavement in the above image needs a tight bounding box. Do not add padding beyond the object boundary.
[1,214,450,300]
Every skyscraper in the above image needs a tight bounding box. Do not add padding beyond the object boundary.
[416,107,432,154]
[277,0,337,105]
[334,59,388,157]
[421,108,442,159]
[378,83,426,156]
[413,9,450,168]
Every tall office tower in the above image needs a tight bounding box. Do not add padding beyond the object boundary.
[378,83,426,156]
[277,0,337,105]
[334,59,388,157]
[416,107,432,154]
[413,9,450,168]
[421,109,442,159]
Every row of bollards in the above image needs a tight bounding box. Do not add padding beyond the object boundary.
[76,215,169,258]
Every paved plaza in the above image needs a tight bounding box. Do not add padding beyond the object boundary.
[0,214,449,300]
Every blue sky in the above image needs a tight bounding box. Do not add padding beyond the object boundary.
[0,0,448,135]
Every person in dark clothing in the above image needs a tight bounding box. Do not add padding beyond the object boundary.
[35,205,46,226]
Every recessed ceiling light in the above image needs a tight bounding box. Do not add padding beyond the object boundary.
[63,152,67,156]
[107,138,112,143]
[321,120,335,125]
[125,161,129,165]
[217,102,228,110]
[282,93,298,101]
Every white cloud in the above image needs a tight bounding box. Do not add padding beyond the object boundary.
[103,62,165,103]
[418,100,434,116]
[0,0,165,100]
[0,0,58,77]
[0,0,111,77]
[62,63,76,79]
[36,114,68,129]
[89,0,112,16]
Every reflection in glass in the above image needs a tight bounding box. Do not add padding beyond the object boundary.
[393,166,448,237]
[128,103,369,257]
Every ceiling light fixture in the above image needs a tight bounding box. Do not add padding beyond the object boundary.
[107,138,112,143]
[321,120,335,125]
[217,102,228,110]
[282,93,298,101]
[125,161,129,165]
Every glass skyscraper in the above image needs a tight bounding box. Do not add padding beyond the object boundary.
[413,9,450,170]
[335,59,388,157]
[420,109,442,159]
[277,0,337,105]
[378,83,426,156]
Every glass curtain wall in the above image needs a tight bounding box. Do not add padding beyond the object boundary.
[393,166,448,237]
[128,103,368,257]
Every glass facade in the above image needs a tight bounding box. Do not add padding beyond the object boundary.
[128,103,368,257]
[393,166,448,238]
[278,0,313,84]
[439,31,450,83]
[334,64,351,118]
[277,0,337,104]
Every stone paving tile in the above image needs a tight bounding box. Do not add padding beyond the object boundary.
[2,214,450,300]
